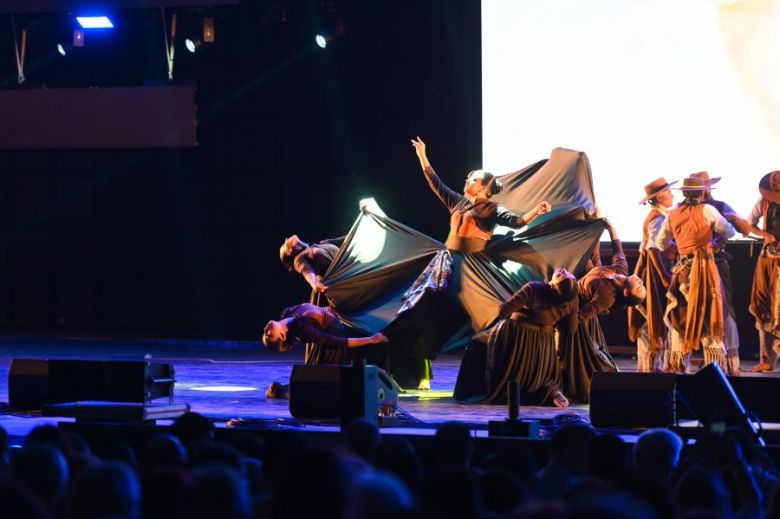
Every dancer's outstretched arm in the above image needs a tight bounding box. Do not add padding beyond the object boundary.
[411,136,462,210]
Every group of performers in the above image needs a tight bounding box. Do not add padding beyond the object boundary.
[261,137,780,407]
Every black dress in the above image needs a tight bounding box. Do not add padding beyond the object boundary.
[281,304,351,366]
[454,282,576,406]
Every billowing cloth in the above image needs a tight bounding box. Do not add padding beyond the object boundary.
[319,148,604,385]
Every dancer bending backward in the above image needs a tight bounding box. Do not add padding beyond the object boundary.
[263,303,388,360]
[748,171,780,372]
[628,178,677,372]
[279,234,344,293]
[411,137,551,253]
[454,269,579,407]
[559,217,646,402]
[656,175,737,374]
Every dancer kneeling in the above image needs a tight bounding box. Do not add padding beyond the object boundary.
[262,303,388,398]
[454,269,578,407]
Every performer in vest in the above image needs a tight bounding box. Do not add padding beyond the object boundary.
[747,171,780,372]
[559,218,646,402]
[411,136,551,253]
[656,175,737,374]
[628,178,677,372]
[689,171,753,372]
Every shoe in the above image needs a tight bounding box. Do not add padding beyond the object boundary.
[748,363,774,373]
[417,378,431,391]
[265,382,289,399]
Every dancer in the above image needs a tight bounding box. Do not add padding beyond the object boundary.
[748,171,780,372]
[559,217,645,402]
[263,303,388,357]
[411,136,551,252]
[657,175,736,374]
[689,171,752,372]
[279,234,344,293]
[628,178,677,372]
[262,303,388,399]
[453,268,578,407]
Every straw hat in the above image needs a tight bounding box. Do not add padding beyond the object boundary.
[639,177,677,205]
[759,171,780,204]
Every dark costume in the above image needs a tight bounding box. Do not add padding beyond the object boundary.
[749,197,780,368]
[454,281,576,405]
[628,207,675,371]
[558,234,624,402]
[292,237,343,283]
[281,303,350,366]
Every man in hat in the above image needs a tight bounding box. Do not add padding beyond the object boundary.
[689,171,754,368]
[656,175,737,374]
[628,178,677,372]
[747,171,780,372]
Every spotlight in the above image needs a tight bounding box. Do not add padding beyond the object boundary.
[76,16,114,29]
[185,38,197,53]
[57,43,67,56]
[203,16,215,43]
[315,34,329,49]
[73,29,85,47]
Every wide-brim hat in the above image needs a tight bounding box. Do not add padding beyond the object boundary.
[675,176,714,191]
[639,177,678,204]
[759,171,780,203]
[689,171,721,186]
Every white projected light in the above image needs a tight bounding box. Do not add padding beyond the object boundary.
[76,16,114,29]
[482,0,780,241]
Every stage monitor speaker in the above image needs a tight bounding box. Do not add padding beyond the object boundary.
[590,372,676,428]
[8,358,175,410]
[289,363,399,426]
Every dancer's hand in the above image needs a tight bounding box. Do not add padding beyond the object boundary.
[536,201,551,215]
[370,333,389,344]
[411,136,427,159]
[763,231,777,245]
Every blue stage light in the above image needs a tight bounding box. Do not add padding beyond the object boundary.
[76,16,114,29]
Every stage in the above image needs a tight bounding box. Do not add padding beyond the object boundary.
[0,336,778,447]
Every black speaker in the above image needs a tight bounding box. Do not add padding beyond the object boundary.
[590,372,676,428]
[289,363,398,426]
[8,359,175,410]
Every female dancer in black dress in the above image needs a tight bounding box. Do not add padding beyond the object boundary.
[454,268,578,407]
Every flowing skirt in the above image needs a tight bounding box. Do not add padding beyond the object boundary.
[559,315,617,402]
[454,319,563,406]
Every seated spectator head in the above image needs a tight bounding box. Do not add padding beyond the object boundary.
[0,474,49,519]
[673,466,731,518]
[352,470,414,519]
[549,423,596,473]
[64,461,141,519]
[11,444,69,510]
[633,428,683,478]
[141,433,187,471]
[0,424,8,467]
[171,412,215,448]
[189,441,244,475]
[141,468,185,519]
[25,424,73,457]
[344,418,380,463]
[480,469,528,515]
[586,433,629,483]
[434,421,474,469]
[375,437,423,495]
[420,467,481,519]
[179,465,251,519]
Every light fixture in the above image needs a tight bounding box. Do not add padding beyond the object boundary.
[185,38,197,53]
[57,43,66,56]
[315,34,329,49]
[203,16,215,43]
[73,28,84,47]
[76,16,114,29]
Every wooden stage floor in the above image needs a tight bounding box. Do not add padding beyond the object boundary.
[0,336,774,444]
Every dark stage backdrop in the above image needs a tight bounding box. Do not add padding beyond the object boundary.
[0,1,482,338]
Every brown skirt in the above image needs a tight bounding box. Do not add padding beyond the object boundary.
[559,316,618,403]
[454,319,562,406]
